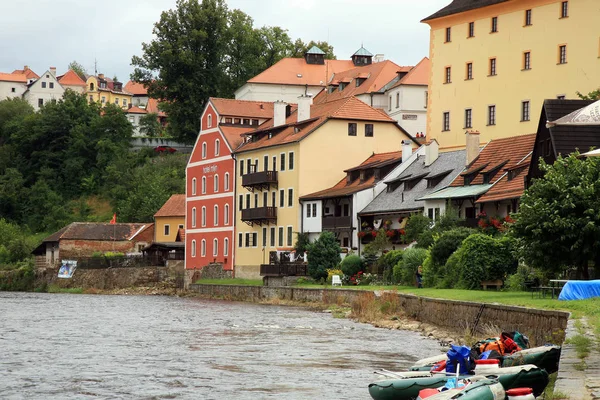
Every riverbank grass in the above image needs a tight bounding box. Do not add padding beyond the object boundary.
[194,278,263,286]
[47,285,84,294]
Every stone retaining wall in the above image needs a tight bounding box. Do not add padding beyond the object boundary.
[188,284,569,346]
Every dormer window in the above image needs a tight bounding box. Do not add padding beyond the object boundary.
[464,174,475,186]
[339,83,346,91]
[355,78,366,87]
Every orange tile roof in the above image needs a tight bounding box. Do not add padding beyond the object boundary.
[176,228,185,242]
[450,134,536,188]
[0,72,27,83]
[125,80,148,95]
[210,97,275,119]
[353,150,403,169]
[146,98,166,117]
[247,58,355,86]
[12,68,39,80]
[127,106,147,114]
[57,69,86,87]
[154,194,185,217]
[476,157,531,203]
[220,125,253,150]
[390,57,430,89]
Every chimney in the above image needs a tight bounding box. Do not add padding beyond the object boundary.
[49,67,56,76]
[465,130,480,165]
[24,65,29,71]
[424,139,439,167]
[273,101,287,127]
[401,140,413,163]
[98,73,105,79]
[297,94,313,123]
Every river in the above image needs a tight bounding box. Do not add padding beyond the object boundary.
[0,292,442,399]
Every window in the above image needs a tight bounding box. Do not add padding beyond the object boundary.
[214,174,219,192]
[559,45,567,64]
[491,16,498,33]
[243,118,250,125]
[272,156,277,172]
[270,227,276,247]
[202,142,207,159]
[202,176,206,194]
[523,52,531,70]
[191,240,196,257]
[201,240,206,257]
[312,203,317,217]
[238,233,243,247]
[245,233,249,247]
[213,238,218,256]
[388,95,392,111]
[207,114,212,128]
[49,82,54,89]
[489,58,497,76]
[287,226,293,247]
[445,67,451,83]
[348,123,357,136]
[278,227,284,247]
[224,173,230,191]
[280,153,286,171]
[245,193,250,209]
[464,109,472,128]
[89,95,93,102]
[466,63,473,80]
[365,124,374,137]
[424,91,428,108]
[272,191,276,208]
[215,139,220,156]
[101,96,106,103]
[115,98,119,105]
[11,87,15,93]
[201,206,206,227]
[214,205,219,225]
[254,193,258,208]
[488,105,496,126]
[288,188,293,207]
[239,160,244,176]
[90,82,95,91]
[42,82,47,88]
[262,227,267,247]
[561,1,568,18]
[263,155,269,171]
[468,22,475,37]
[192,207,197,227]
[192,178,197,195]
[252,119,259,125]
[123,99,127,106]
[38,98,43,107]
[234,118,241,124]
[164,224,170,236]
[288,152,294,170]
[442,112,450,131]
[279,189,285,208]
[525,9,532,26]
[396,92,400,108]
[224,204,229,225]
[521,100,530,122]
[238,194,243,211]
[445,27,451,42]
[224,238,229,256]
[179,224,184,230]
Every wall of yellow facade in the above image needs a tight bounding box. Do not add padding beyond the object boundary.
[84,76,133,108]
[154,216,184,242]
[426,0,600,149]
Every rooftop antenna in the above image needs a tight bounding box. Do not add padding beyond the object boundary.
[94,58,98,75]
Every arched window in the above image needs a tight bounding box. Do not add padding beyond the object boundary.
[201,239,206,257]
[202,176,206,194]
[191,240,196,257]
[191,207,197,228]
[89,82,94,91]
[215,139,220,156]
[214,205,219,226]
[214,174,219,192]
[202,142,207,159]
[224,238,229,256]
[224,204,229,225]
[207,114,213,128]
[201,206,206,227]
[192,178,197,195]
[224,173,230,191]
[213,238,218,256]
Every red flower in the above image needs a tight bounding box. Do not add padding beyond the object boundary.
[490,218,502,229]
[357,231,366,238]
[358,271,363,275]
[478,219,488,229]
[386,230,395,237]
[371,231,378,238]
[504,215,515,224]
[398,229,406,236]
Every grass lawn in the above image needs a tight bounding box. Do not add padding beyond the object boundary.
[193,278,263,286]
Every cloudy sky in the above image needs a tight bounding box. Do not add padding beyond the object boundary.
[0,0,450,82]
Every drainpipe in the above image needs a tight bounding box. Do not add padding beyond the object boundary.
[232,153,237,278]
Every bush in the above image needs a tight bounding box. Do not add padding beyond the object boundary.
[340,255,364,277]
[307,232,341,281]
[378,250,403,283]
[430,227,474,267]
[437,247,464,288]
[393,248,429,285]
[0,260,35,291]
[405,214,432,242]
[326,269,343,284]
[415,230,435,249]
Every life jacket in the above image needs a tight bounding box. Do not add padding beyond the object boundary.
[478,339,505,356]
[500,332,522,354]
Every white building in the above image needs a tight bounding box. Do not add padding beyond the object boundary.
[23,68,65,110]
[0,72,27,100]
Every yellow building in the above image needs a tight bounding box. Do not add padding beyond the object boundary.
[154,194,185,242]
[85,73,133,109]
[233,96,416,278]
[423,0,600,149]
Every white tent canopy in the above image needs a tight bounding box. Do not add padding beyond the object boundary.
[581,148,600,157]
[547,99,600,127]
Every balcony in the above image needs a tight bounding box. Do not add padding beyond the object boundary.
[260,263,308,277]
[241,206,277,226]
[242,170,278,191]
[322,216,353,230]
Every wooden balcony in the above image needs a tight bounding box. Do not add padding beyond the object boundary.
[260,263,308,277]
[241,206,277,226]
[322,216,352,230]
[242,170,278,191]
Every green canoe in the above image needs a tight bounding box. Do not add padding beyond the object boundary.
[417,379,505,400]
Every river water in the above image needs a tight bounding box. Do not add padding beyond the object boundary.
[0,292,442,399]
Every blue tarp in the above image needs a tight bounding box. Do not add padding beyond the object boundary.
[558,280,600,301]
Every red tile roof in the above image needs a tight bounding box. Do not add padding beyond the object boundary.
[210,97,275,119]
[154,194,186,217]
[351,150,403,170]
[476,156,531,203]
[247,58,355,86]
[236,96,396,153]
[0,72,27,83]
[450,134,536,188]
[220,125,253,150]
[389,57,430,89]
[127,106,148,114]
[42,222,152,242]
[124,80,148,95]
[146,98,166,117]
[57,69,86,87]
[11,67,39,80]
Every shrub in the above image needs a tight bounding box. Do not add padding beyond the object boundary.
[377,250,403,283]
[340,255,364,277]
[437,247,464,288]
[421,252,436,287]
[393,248,429,285]
[326,269,343,284]
[307,232,341,281]
[415,230,435,249]
[430,227,474,267]
[405,214,432,242]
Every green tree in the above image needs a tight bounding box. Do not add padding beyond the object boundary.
[258,26,294,69]
[293,232,310,254]
[340,255,364,277]
[67,61,87,80]
[0,98,34,143]
[288,39,336,59]
[307,231,341,281]
[576,88,600,101]
[405,214,432,242]
[511,153,600,279]
[138,113,163,137]
[393,248,429,285]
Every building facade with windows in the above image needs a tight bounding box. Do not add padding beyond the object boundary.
[233,96,416,278]
[85,74,132,109]
[423,0,600,149]
[154,194,186,242]
[185,98,274,275]
[22,68,65,110]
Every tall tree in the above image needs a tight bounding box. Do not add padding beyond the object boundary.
[67,61,87,80]
[258,26,294,69]
[288,39,336,60]
[138,113,163,137]
[577,88,600,101]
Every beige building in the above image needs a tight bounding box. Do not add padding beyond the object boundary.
[154,194,185,242]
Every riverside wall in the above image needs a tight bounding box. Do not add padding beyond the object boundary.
[188,284,569,346]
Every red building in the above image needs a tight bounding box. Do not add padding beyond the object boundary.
[185,98,274,273]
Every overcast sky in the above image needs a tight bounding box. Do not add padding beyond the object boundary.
[0,0,450,82]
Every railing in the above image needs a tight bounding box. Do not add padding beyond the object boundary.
[242,170,278,187]
[322,216,352,230]
[260,263,308,277]
[241,206,277,221]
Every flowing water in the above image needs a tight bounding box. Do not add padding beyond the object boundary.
[0,292,442,399]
